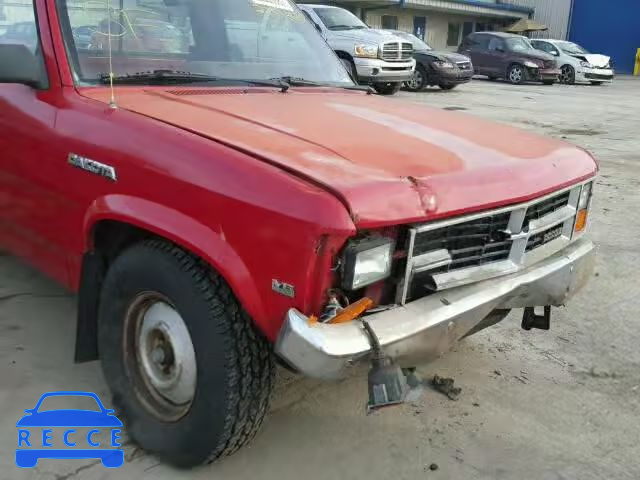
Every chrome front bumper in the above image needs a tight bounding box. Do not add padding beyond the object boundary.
[275,238,595,380]
[354,57,415,82]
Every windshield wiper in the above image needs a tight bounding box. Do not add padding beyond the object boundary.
[98,70,290,90]
[270,76,373,93]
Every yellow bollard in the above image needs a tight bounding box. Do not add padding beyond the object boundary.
[635,48,640,75]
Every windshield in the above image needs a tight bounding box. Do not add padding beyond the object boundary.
[556,41,589,55]
[312,7,367,31]
[506,37,532,52]
[57,0,353,87]
[393,31,432,51]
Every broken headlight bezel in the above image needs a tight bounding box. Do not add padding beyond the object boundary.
[341,237,395,291]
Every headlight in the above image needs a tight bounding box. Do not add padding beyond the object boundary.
[354,44,378,58]
[342,237,394,290]
[433,60,454,69]
[578,182,593,210]
[580,61,593,68]
[574,182,593,234]
[524,61,540,68]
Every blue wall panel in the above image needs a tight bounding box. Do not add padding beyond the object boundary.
[569,0,640,74]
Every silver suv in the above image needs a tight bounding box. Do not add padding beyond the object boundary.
[298,4,415,95]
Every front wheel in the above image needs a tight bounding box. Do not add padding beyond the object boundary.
[405,65,427,91]
[439,83,457,90]
[373,82,402,95]
[560,64,575,84]
[98,240,275,467]
[507,64,525,85]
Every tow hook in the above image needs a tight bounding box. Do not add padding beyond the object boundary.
[521,306,552,331]
[361,320,408,412]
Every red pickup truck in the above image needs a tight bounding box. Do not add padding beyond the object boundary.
[0,0,596,468]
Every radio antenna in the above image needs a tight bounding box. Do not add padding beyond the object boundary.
[106,0,117,109]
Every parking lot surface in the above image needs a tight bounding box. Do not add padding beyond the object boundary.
[1,77,639,480]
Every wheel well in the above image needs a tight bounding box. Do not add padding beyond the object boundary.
[75,221,169,363]
[334,50,353,62]
[92,220,156,262]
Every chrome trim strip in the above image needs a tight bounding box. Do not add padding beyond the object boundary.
[528,205,576,235]
[412,249,452,274]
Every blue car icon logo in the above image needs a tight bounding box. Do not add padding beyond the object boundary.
[16,391,124,468]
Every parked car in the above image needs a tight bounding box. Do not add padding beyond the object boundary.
[1,0,597,468]
[298,4,415,94]
[385,30,473,91]
[530,39,614,85]
[459,31,560,85]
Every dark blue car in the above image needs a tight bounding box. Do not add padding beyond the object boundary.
[16,391,124,468]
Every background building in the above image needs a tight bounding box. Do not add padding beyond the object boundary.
[298,0,573,51]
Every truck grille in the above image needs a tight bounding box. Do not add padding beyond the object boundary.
[399,185,586,304]
[381,42,413,61]
[413,212,512,270]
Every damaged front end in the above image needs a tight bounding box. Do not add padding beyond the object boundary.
[275,181,596,380]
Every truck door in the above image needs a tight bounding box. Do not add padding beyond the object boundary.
[0,0,70,283]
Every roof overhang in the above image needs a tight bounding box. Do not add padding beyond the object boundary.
[324,0,532,19]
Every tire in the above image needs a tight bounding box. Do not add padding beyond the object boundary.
[542,80,555,86]
[438,83,457,90]
[98,240,275,467]
[373,82,402,95]
[340,57,357,83]
[405,64,427,91]
[590,81,603,86]
[507,64,525,85]
[560,64,575,84]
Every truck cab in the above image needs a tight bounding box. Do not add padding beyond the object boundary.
[298,4,415,94]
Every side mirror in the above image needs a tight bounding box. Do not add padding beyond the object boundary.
[496,47,505,53]
[552,50,560,56]
[313,22,322,33]
[0,44,46,89]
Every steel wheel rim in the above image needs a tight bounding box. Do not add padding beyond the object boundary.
[407,70,423,90]
[126,293,197,420]
[561,65,573,84]
[510,66,523,83]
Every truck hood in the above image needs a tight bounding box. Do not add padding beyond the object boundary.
[81,87,597,228]
[570,53,610,68]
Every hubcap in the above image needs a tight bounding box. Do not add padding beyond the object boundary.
[561,66,573,84]
[407,70,423,90]
[510,67,522,83]
[126,294,197,419]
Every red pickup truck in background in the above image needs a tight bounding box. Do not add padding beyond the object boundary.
[0,0,596,468]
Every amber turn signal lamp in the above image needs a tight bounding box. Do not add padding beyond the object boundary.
[328,297,375,324]
[574,209,588,233]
